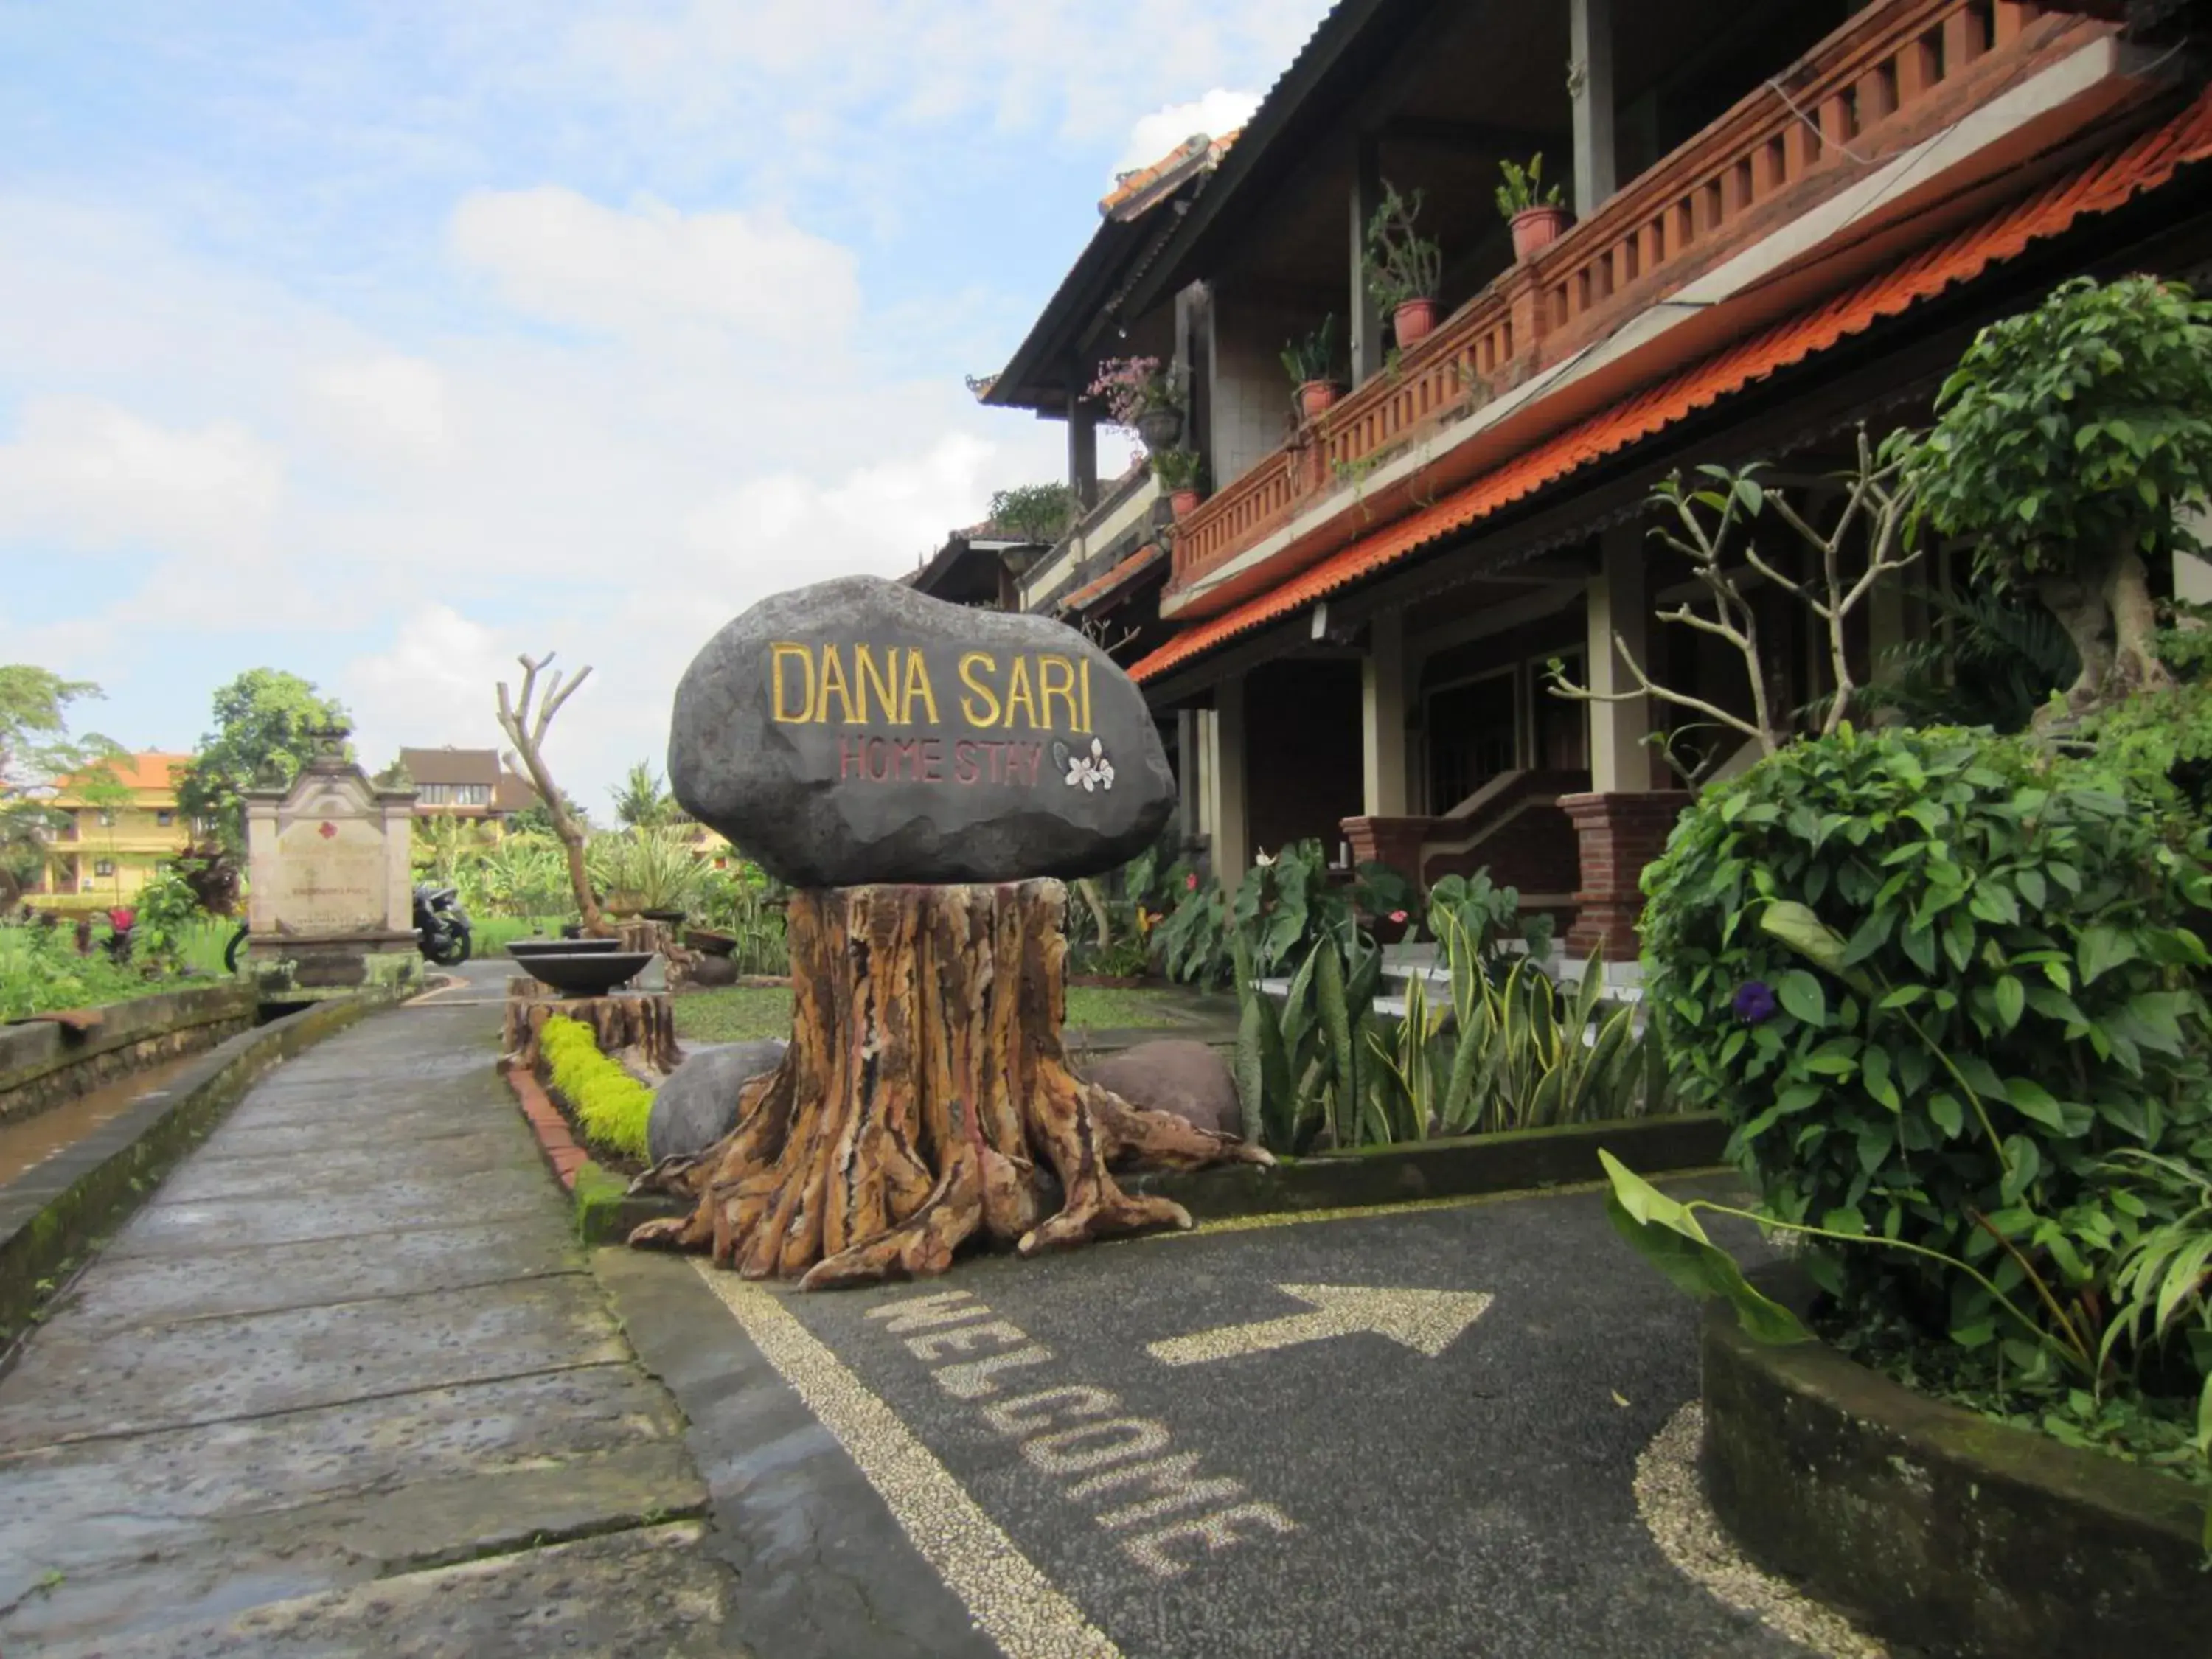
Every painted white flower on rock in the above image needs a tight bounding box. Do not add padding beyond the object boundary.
[1063,737,1116,793]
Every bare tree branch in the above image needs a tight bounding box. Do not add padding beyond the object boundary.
[496,651,606,936]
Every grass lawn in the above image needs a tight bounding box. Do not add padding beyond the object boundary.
[672,984,1201,1045]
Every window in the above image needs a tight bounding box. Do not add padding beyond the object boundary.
[455,784,491,806]
[156,809,175,827]
[419,783,451,804]
[94,859,116,877]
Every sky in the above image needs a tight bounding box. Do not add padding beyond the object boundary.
[0,1,1329,815]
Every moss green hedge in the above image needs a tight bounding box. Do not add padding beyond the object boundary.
[539,1014,653,1160]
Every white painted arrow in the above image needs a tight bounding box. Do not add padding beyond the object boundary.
[1145,1283,1493,1366]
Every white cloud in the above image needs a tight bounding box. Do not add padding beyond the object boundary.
[448,187,861,349]
[342,602,517,770]
[0,397,282,559]
[1114,88,1263,180]
[309,355,458,465]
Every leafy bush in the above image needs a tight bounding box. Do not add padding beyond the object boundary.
[1441,956,1649,1135]
[587,827,711,916]
[0,918,149,1019]
[539,1015,654,1161]
[1641,723,2212,1348]
[1231,927,1387,1152]
[1905,275,2212,712]
[1425,869,1554,979]
[1231,863,1666,1153]
[696,860,789,974]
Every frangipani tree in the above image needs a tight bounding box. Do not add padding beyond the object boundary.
[1906,275,2212,717]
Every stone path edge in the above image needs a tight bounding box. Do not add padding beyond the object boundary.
[505,1062,681,1245]
[0,988,403,1352]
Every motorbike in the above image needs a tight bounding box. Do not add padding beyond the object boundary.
[413,884,473,966]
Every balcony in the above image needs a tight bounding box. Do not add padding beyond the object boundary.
[1167,0,2117,607]
[1019,462,1161,612]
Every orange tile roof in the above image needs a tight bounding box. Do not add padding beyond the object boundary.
[52,751,191,799]
[1131,88,2212,685]
[1060,543,1166,612]
[1099,128,1242,218]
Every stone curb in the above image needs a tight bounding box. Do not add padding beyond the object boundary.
[1124,1112,1731,1219]
[1,981,259,1128]
[1703,1272,2209,1658]
[503,1065,677,1245]
[0,988,400,1348]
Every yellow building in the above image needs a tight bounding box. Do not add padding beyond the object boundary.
[37,752,195,911]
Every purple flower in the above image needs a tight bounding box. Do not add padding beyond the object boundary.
[1732,981,1778,1025]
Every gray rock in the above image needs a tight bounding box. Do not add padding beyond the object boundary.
[1085,1039,1241,1138]
[647,1040,787,1164]
[667,575,1175,887]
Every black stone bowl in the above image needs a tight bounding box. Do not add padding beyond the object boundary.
[520,951,655,997]
[684,927,737,958]
[508,937,622,959]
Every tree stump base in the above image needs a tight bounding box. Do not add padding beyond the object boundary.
[504,990,681,1075]
[630,880,1270,1290]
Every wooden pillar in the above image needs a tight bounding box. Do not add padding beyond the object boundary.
[1571,0,1617,218]
[1587,521,1649,793]
[1361,611,1409,815]
[1068,396,1099,510]
[1176,707,1204,849]
[1349,133,1384,384]
[1208,675,1251,891]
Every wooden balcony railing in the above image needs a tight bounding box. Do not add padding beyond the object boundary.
[1169,0,2080,591]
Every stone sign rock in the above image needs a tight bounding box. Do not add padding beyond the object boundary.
[668,575,1175,888]
[648,1039,789,1164]
[1084,1039,1242,1138]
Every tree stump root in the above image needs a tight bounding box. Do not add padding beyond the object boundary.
[627,880,1270,1289]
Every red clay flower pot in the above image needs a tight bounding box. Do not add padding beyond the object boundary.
[1170,487,1201,520]
[1393,298,1436,347]
[1509,205,1571,261]
[1296,380,1339,421]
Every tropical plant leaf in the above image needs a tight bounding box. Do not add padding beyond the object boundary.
[1599,1152,1812,1346]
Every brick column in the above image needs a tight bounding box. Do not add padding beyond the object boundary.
[1561,790,1691,961]
[1340,815,1433,888]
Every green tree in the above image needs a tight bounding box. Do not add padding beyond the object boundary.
[612,761,674,830]
[0,667,122,903]
[1906,275,2212,717]
[987,482,1077,544]
[176,669,350,850]
[509,795,591,837]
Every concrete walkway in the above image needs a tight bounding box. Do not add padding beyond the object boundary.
[0,975,745,1656]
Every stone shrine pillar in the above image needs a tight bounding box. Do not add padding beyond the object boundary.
[243,725,421,995]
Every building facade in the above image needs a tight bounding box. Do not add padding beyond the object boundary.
[395,748,540,824]
[978,0,2212,959]
[35,752,195,909]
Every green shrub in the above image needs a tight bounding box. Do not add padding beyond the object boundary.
[1641,723,2212,1345]
[539,1015,655,1161]
[0,919,150,1019]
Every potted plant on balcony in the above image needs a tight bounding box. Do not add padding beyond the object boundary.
[1088,356,1185,453]
[1363,181,1443,348]
[1281,315,1341,421]
[1497,154,1569,260]
[1152,446,1206,519]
